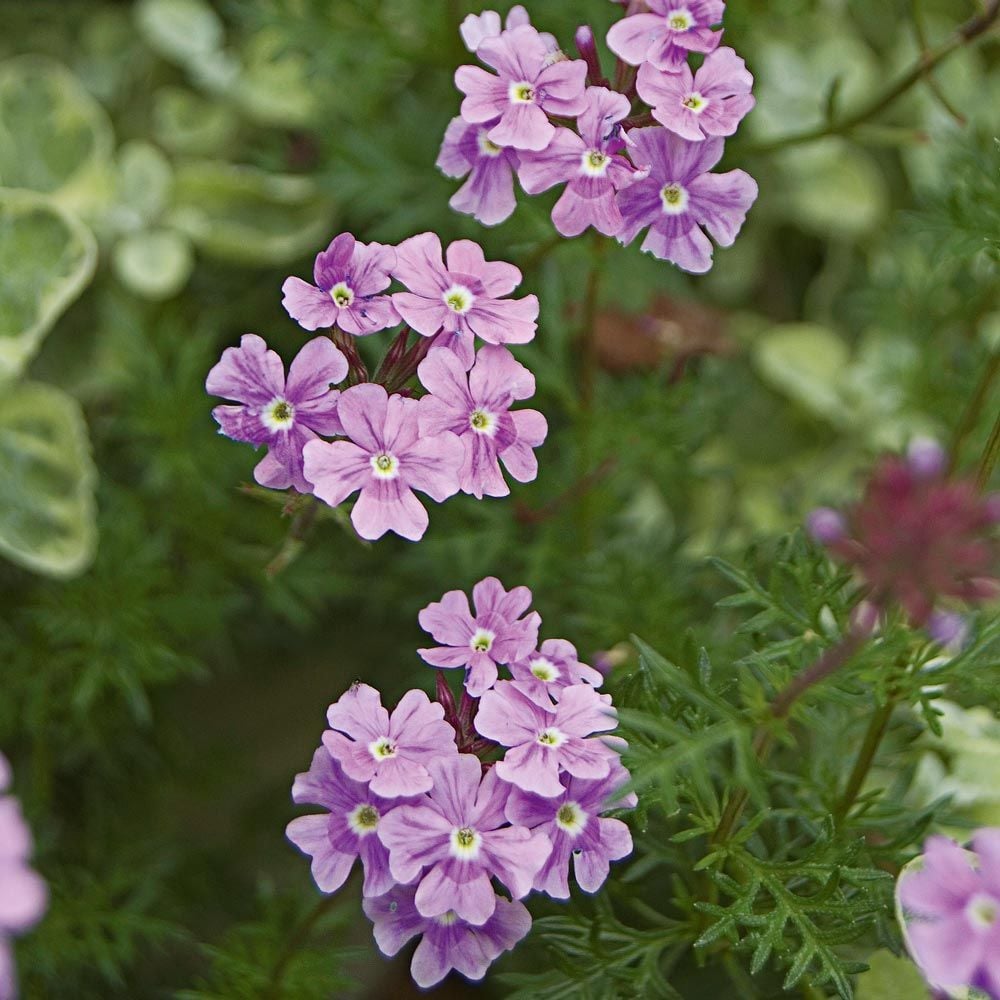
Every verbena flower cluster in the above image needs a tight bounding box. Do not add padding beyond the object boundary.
[897,828,1000,998]
[286,578,635,988]
[205,233,546,541]
[440,3,758,272]
[808,439,1000,633]
[0,754,47,1000]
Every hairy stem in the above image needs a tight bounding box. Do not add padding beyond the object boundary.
[744,0,1000,155]
[833,698,896,824]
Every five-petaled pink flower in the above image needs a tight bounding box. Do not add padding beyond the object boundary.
[508,638,604,709]
[617,127,757,273]
[607,0,725,73]
[303,383,463,541]
[321,683,457,798]
[207,334,348,493]
[517,87,642,238]
[418,345,547,499]
[474,682,620,797]
[637,47,755,142]
[281,233,400,335]
[392,234,538,367]
[455,24,588,151]
[418,577,541,697]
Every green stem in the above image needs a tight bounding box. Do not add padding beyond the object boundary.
[743,0,1000,155]
[265,893,340,999]
[265,497,319,578]
[976,407,1000,490]
[949,351,1000,474]
[833,698,896,824]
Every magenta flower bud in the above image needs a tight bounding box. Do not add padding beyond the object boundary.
[807,507,846,545]
[927,610,969,650]
[907,437,947,480]
[574,25,606,85]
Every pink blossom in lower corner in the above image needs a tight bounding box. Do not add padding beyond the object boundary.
[377,754,550,925]
[418,577,541,696]
[391,233,538,367]
[0,754,47,1000]
[302,383,463,541]
[418,345,547,499]
[897,829,1000,998]
[206,335,348,492]
[474,682,621,797]
[321,683,457,798]
[616,128,758,273]
[363,883,531,988]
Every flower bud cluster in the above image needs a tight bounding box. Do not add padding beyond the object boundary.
[205,233,547,541]
[440,3,758,272]
[286,577,635,988]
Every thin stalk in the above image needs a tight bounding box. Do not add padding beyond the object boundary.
[833,698,896,824]
[948,351,1000,474]
[265,892,340,999]
[976,407,1000,490]
[265,497,319,578]
[743,0,1000,155]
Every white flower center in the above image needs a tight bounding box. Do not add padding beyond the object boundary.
[329,282,354,307]
[581,149,610,177]
[262,397,295,431]
[555,800,586,835]
[666,8,693,30]
[469,408,496,435]
[347,803,380,836]
[436,910,460,925]
[966,893,999,930]
[477,129,504,157]
[369,736,397,760]
[443,284,475,314]
[660,183,689,215]
[470,628,495,653]
[682,91,708,113]
[450,825,482,859]
[537,726,566,748]
[530,657,559,682]
[370,452,399,479]
[509,80,535,104]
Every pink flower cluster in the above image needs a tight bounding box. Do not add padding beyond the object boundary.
[0,754,47,1000]
[286,578,635,989]
[440,3,758,272]
[205,232,546,542]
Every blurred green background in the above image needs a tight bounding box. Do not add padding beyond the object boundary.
[1,0,999,996]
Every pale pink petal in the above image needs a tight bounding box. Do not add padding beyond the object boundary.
[285,337,348,402]
[206,333,284,404]
[489,103,554,153]
[466,295,538,346]
[302,439,370,506]
[535,60,589,116]
[352,481,429,541]
[281,277,339,331]
[456,65,509,123]
[446,240,522,296]
[335,382,389,451]
[402,432,464,502]
[313,232,355,288]
[688,169,758,246]
[392,292,448,337]
[392,233,448,296]
[285,815,355,893]
[606,13,664,66]
[470,345,534,403]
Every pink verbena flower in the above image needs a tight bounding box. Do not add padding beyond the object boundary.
[418,577,541,697]
[508,638,604,709]
[808,446,1000,626]
[417,345,547,499]
[898,830,1000,997]
[364,883,531,988]
[392,234,538,367]
[455,24,587,151]
[517,87,641,237]
[285,747,397,897]
[281,233,399,335]
[616,127,757,273]
[506,764,636,898]
[0,754,47,1000]
[474,682,620,797]
[637,47,755,142]
[460,5,558,56]
[302,383,463,541]
[320,683,457,798]
[206,335,348,492]
[377,753,550,925]
[436,117,520,227]
[607,0,724,73]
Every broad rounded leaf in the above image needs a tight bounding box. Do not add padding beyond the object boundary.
[753,323,850,424]
[152,86,238,156]
[0,56,114,210]
[116,140,173,227]
[855,950,931,1000]
[0,188,97,379]
[134,0,224,65]
[165,160,335,265]
[113,228,194,300]
[0,381,97,577]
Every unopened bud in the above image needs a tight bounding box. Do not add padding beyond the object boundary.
[907,436,946,479]
[574,25,606,85]
[807,507,846,545]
